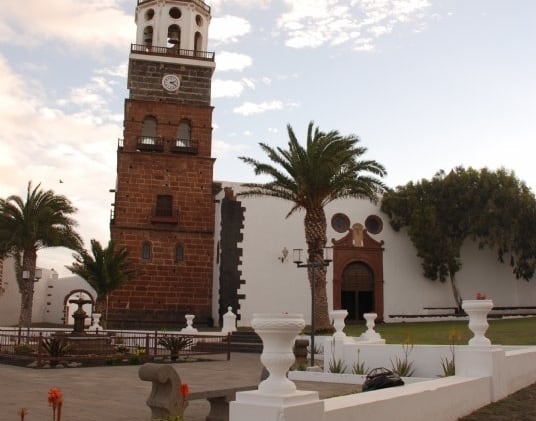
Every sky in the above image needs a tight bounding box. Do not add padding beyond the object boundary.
[0,0,535,275]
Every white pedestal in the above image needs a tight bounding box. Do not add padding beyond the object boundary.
[222,306,237,334]
[330,310,348,339]
[462,300,493,346]
[88,313,103,332]
[181,314,198,333]
[231,390,323,421]
[358,312,384,342]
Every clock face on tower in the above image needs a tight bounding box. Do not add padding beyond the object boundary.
[162,74,180,92]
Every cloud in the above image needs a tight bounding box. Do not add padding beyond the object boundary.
[0,0,134,50]
[216,51,253,71]
[0,55,118,273]
[96,62,128,78]
[208,0,272,8]
[277,0,430,50]
[210,15,251,44]
[233,100,285,115]
[213,79,246,98]
[212,138,249,157]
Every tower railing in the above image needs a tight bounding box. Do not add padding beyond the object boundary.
[117,137,199,155]
[131,44,215,61]
[137,0,210,14]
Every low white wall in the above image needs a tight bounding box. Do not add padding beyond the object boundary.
[324,337,455,378]
[323,376,491,421]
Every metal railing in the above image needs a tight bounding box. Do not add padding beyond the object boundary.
[137,136,164,152]
[0,329,231,368]
[117,137,198,154]
[131,44,215,61]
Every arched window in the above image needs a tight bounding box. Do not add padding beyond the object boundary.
[194,32,202,55]
[168,24,181,49]
[175,244,184,263]
[141,242,152,260]
[143,26,153,46]
[140,116,157,146]
[176,120,191,147]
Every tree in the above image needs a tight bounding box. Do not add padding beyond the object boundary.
[66,239,134,327]
[0,182,83,327]
[239,121,386,331]
[381,167,536,311]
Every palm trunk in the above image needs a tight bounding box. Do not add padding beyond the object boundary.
[18,249,37,328]
[449,273,463,314]
[304,207,332,332]
[95,296,107,328]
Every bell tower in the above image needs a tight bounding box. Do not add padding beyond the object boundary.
[109,0,216,328]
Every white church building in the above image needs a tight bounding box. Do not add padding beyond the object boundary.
[1,181,535,328]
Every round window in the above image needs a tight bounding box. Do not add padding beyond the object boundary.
[145,9,154,20]
[169,7,181,19]
[331,213,350,233]
[365,215,383,234]
[196,14,203,26]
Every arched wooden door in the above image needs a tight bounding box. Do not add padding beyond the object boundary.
[332,221,385,322]
[341,262,375,321]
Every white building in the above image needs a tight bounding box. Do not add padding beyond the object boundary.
[1,183,535,328]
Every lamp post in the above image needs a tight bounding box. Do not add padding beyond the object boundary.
[293,246,332,367]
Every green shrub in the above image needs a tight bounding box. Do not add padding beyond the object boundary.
[14,344,35,355]
[41,337,70,357]
[390,338,415,377]
[158,335,193,360]
[352,349,368,375]
[328,357,347,374]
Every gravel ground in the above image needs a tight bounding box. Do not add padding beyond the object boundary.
[459,382,536,420]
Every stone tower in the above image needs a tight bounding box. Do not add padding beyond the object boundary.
[109,0,215,328]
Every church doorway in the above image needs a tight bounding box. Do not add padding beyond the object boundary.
[341,262,374,321]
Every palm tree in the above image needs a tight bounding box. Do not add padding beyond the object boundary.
[0,182,83,327]
[66,239,134,328]
[239,122,387,331]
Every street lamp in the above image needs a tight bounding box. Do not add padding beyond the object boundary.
[293,246,332,367]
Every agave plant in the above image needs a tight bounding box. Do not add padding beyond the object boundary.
[41,337,70,366]
[158,335,193,361]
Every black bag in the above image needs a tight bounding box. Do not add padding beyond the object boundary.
[362,367,404,392]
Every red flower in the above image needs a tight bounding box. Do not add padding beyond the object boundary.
[476,292,487,300]
[48,387,63,408]
[48,387,63,421]
[180,383,190,399]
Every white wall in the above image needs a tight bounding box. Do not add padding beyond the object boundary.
[0,257,96,326]
[215,182,536,326]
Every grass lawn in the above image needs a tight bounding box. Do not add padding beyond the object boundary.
[343,317,536,345]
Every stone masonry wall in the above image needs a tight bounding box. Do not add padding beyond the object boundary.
[128,58,213,106]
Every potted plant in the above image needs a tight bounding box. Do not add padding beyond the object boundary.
[158,335,193,361]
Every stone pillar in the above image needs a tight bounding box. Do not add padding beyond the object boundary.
[230,313,323,421]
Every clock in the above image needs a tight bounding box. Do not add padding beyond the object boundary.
[162,74,180,92]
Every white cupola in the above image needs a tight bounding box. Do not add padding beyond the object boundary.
[134,0,211,53]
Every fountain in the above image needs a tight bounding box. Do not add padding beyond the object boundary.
[69,297,93,335]
[53,298,113,355]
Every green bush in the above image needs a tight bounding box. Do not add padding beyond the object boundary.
[41,337,70,357]
[14,344,34,355]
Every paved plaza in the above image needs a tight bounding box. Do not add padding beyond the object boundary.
[1,353,359,421]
